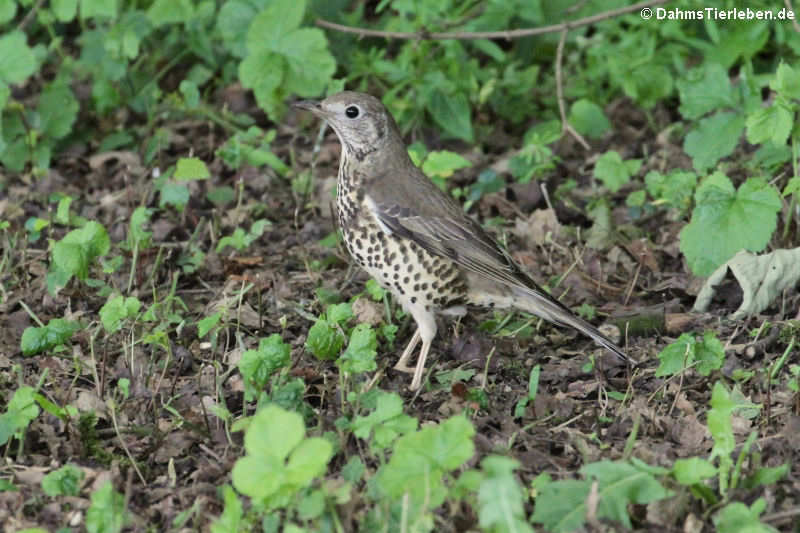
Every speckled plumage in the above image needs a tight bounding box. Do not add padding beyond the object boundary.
[295,92,633,390]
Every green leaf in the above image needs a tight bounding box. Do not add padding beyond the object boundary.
[206,186,235,207]
[38,82,79,140]
[50,221,110,285]
[240,0,335,118]
[0,31,37,84]
[174,157,210,181]
[594,151,639,193]
[0,387,40,446]
[210,485,244,533]
[146,0,194,25]
[351,392,417,451]
[159,183,190,209]
[65,221,111,260]
[127,206,153,250]
[583,461,671,529]
[672,457,717,485]
[337,324,377,375]
[364,279,385,301]
[197,312,221,338]
[245,0,306,49]
[238,50,284,117]
[684,111,745,172]
[771,62,800,100]
[378,415,475,518]
[279,29,337,98]
[0,0,17,24]
[478,456,533,533]
[231,405,332,508]
[644,170,697,211]
[326,302,353,325]
[305,318,345,360]
[239,334,292,398]
[421,150,472,179]
[694,331,725,376]
[428,90,473,142]
[99,295,141,333]
[530,479,591,532]
[679,173,781,276]
[21,319,81,356]
[533,460,671,532]
[713,499,777,533]
[742,464,788,489]
[783,177,800,197]
[80,0,117,19]
[52,0,78,22]
[42,465,84,497]
[216,1,257,57]
[179,80,200,108]
[745,104,793,146]
[85,481,127,533]
[569,99,611,139]
[677,63,737,120]
[708,382,736,461]
[655,333,695,377]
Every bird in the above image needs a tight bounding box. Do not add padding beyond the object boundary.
[294,91,633,390]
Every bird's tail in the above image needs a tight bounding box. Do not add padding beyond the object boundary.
[511,285,634,366]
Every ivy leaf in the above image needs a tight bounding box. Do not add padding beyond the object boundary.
[677,63,736,120]
[746,104,793,146]
[679,173,781,276]
[377,415,475,518]
[239,0,335,119]
[684,111,745,172]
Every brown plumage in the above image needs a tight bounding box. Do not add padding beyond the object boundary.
[295,91,633,390]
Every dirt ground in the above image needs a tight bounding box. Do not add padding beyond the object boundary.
[1,92,799,531]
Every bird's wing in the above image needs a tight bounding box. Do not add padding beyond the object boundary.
[366,190,543,295]
[363,166,633,364]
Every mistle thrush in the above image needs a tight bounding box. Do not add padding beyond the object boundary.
[295,91,633,390]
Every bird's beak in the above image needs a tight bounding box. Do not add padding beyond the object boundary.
[292,100,323,115]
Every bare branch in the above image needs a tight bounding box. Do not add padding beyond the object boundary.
[316,0,669,41]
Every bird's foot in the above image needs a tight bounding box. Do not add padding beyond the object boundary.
[393,361,416,374]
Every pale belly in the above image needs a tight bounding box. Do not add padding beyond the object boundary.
[340,217,467,315]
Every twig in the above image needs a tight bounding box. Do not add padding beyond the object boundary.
[555,28,590,150]
[17,0,45,31]
[623,261,642,306]
[784,0,800,32]
[316,0,669,41]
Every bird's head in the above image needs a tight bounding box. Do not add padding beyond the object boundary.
[293,91,401,161]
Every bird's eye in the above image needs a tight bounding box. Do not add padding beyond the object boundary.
[345,105,360,119]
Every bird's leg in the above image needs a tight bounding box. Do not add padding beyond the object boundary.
[393,329,421,373]
[394,305,437,389]
[409,337,432,391]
